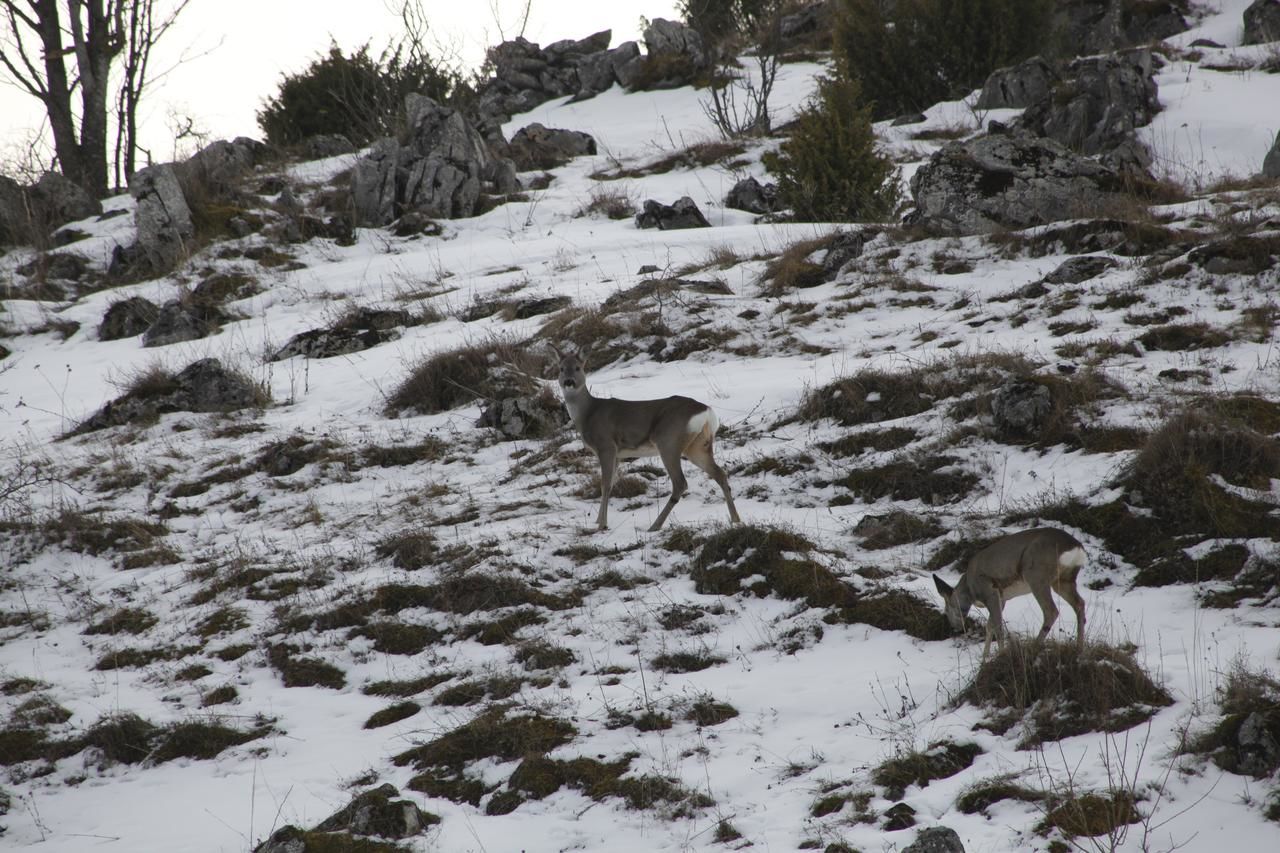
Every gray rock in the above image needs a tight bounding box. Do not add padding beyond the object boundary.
[976,56,1058,109]
[253,826,306,853]
[891,112,928,126]
[992,379,1053,437]
[902,826,966,853]
[1051,0,1188,55]
[1016,50,1159,168]
[1244,0,1280,45]
[99,296,160,341]
[883,801,917,831]
[271,308,409,360]
[636,196,711,230]
[142,299,223,348]
[822,231,865,278]
[0,172,102,245]
[545,30,611,62]
[612,42,646,90]
[17,252,89,282]
[130,164,194,271]
[1264,132,1280,179]
[725,176,777,214]
[1042,255,1118,284]
[1236,711,1280,777]
[179,137,265,197]
[644,18,710,70]
[303,133,355,159]
[908,131,1124,234]
[507,123,597,170]
[478,393,567,440]
[780,1,833,42]
[313,783,439,838]
[351,95,519,226]
[74,357,265,434]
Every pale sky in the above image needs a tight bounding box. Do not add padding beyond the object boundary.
[0,0,680,175]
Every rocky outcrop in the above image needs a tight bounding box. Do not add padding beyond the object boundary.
[0,172,102,245]
[725,176,777,214]
[632,18,713,90]
[176,137,266,198]
[474,31,633,135]
[351,94,519,226]
[976,56,1058,109]
[1016,49,1160,172]
[992,379,1053,438]
[73,358,266,434]
[130,164,194,271]
[1042,255,1118,284]
[635,197,711,230]
[142,299,225,348]
[478,391,567,440]
[1052,0,1189,55]
[908,129,1125,234]
[1244,0,1280,45]
[303,134,355,159]
[507,123,597,170]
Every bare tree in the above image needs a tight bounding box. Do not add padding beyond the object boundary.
[0,1,191,197]
[701,7,783,139]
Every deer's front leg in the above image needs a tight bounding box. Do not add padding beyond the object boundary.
[595,447,617,531]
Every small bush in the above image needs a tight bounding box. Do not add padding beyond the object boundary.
[258,42,464,147]
[393,706,576,771]
[578,185,634,220]
[84,607,158,636]
[383,337,545,416]
[1036,792,1140,841]
[957,773,1047,814]
[267,645,347,689]
[1187,659,1280,778]
[513,639,576,671]
[365,701,422,730]
[762,75,901,222]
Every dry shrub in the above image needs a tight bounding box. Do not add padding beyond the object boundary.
[364,701,422,730]
[834,454,978,505]
[759,234,840,295]
[384,337,546,416]
[959,640,1172,748]
[534,306,636,369]
[871,741,982,799]
[505,753,712,815]
[577,184,634,220]
[957,773,1047,815]
[1137,321,1234,352]
[267,644,346,689]
[1036,791,1140,841]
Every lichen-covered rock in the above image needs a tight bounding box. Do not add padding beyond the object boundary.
[178,137,266,198]
[507,123,597,170]
[142,299,223,348]
[1016,49,1159,172]
[902,826,966,853]
[1244,0,1280,45]
[643,18,710,70]
[312,783,440,838]
[992,379,1052,438]
[131,164,194,271]
[976,56,1058,109]
[478,393,567,440]
[1042,255,1118,284]
[0,172,102,245]
[908,130,1124,234]
[636,196,711,230]
[822,231,866,278]
[725,176,777,214]
[271,308,410,360]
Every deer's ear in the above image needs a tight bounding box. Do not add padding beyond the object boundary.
[933,574,954,599]
[549,342,564,359]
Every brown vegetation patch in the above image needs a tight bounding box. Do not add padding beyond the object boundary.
[393,706,575,772]
[84,607,158,636]
[1137,321,1234,351]
[351,621,444,655]
[504,753,713,815]
[684,697,739,727]
[760,234,839,295]
[267,644,347,689]
[591,139,745,180]
[959,640,1172,747]
[1187,661,1280,779]
[513,639,576,671]
[853,510,944,549]
[834,454,979,505]
[374,529,487,571]
[460,609,546,645]
[384,337,546,416]
[364,701,422,730]
[957,774,1048,815]
[871,741,983,799]
[434,674,525,706]
[819,426,918,457]
[1036,792,1140,841]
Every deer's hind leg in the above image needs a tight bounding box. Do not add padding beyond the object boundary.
[685,434,741,525]
[649,443,689,532]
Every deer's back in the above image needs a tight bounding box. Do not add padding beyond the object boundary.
[971,527,1084,593]
[585,394,710,451]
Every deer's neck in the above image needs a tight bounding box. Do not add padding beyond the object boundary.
[561,385,597,428]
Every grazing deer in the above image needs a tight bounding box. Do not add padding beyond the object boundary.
[932,527,1086,660]
[554,346,741,532]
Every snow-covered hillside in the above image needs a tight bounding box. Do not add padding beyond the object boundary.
[2,3,1280,852]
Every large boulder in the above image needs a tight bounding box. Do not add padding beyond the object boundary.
[976,56,1058,109]
[73,357,265,434]
[1244,0,1280,45]
[142,299,224,348]
[908,129,1125,234]
[99,297,160,341]
[507,123,597,170]
[130,164,194,271]
[902,826,966,853]
[351,94,519,226]
[643,18,710,69]
[177,137,266,198]
[1051,0,1189,55]
[725,176,778,214]
[1016,49,1160,172]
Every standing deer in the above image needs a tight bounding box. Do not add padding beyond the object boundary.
[932,527,1086,660]
[554,346,741,532]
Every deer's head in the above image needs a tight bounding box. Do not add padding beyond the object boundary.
[932,574,972,634]
[554,346,588,393]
